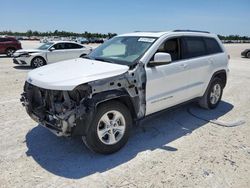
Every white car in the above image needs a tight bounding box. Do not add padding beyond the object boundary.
[13,41,92,68]
[21,30,229,154]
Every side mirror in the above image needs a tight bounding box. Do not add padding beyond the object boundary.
[49,47,55,51]
[148,52,172,67]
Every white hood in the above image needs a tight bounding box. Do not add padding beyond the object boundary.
[27,58,129,90]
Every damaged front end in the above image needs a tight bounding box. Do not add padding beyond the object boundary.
[21,62,146,137]
[21,83,92,136]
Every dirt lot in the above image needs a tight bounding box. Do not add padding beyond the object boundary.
[0,41,250,188]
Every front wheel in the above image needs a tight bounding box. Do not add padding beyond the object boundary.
[199,78,223,109]
[31,57,46,68]
[85,101,132,154]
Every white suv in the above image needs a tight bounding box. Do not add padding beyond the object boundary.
[21,30,229,154]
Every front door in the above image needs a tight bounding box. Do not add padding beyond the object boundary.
[146,38,195,115]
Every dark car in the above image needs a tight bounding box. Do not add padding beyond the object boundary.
[0,37,22,57]
[88,37,104,43]
[241,49,250,58]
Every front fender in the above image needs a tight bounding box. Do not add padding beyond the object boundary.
[72,89,133,136]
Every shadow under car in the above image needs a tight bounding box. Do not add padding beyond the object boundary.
[25,101,233,179]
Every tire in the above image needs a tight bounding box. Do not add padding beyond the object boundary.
[80,54,87,58]
[31,57,46,68]
[85,101,132,154]
[199,78,223,109]
[246,51,250,58]
[6,48,15,57]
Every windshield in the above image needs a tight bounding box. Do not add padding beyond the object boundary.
[37,42,54,50]
[88,36,157,66]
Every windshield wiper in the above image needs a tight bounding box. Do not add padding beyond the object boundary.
[94,57,114,64]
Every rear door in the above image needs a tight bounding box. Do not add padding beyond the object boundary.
[178,36,212,98]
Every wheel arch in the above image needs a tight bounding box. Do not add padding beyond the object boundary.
[94,90,137,120]
[246,50,250,58]
[211,69,227,88]
[201,69,227,100]
[73,89,138,136]
[79,53,87,57]
[5,47,16,52]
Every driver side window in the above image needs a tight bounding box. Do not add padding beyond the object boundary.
[156,38,180,62]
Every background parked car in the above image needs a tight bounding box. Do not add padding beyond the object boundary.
[241,49,250,58]
[76,37,89,44]
[88,37,104,43]
[0,37,22,57]
[13,41,92,68]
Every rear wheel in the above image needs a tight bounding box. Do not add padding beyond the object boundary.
[246,51,250,58]
[31,57,46,68]
[6,48,15,57]
[199,78,223,109]
[85,101,132,154]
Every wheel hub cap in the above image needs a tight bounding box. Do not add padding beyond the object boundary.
[97,110,126,145]
[33,58,44,67]
[210,84,221,104]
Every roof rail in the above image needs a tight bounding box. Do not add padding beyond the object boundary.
[173,30,210,34]
[134,31,162,33]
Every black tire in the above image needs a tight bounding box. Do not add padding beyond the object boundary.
[31,57,46,68]
[246,51,250,58]
[6,48,16,57]
[80,54,87,58]
[85,101,132,154]
[199,78,223,109]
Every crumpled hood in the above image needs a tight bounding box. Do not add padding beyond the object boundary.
[14,49,45,55]
[27,58,129,90]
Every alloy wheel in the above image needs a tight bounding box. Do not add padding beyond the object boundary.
[210,83,221,104]
[97,110,126,145]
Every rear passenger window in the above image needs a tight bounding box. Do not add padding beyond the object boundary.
[204,37,223,54]
[71,43,83,49]
[53,43,65,50]
[182,37,206,59]
[65,43,83,49]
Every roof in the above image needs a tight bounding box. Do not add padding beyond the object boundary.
[118,30,216,38]
[48,40,79,44]
[119,31,169,38]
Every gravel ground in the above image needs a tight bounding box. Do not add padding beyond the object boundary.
[0,41,250,188]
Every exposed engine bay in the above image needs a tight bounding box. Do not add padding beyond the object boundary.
[21,63,146,136]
